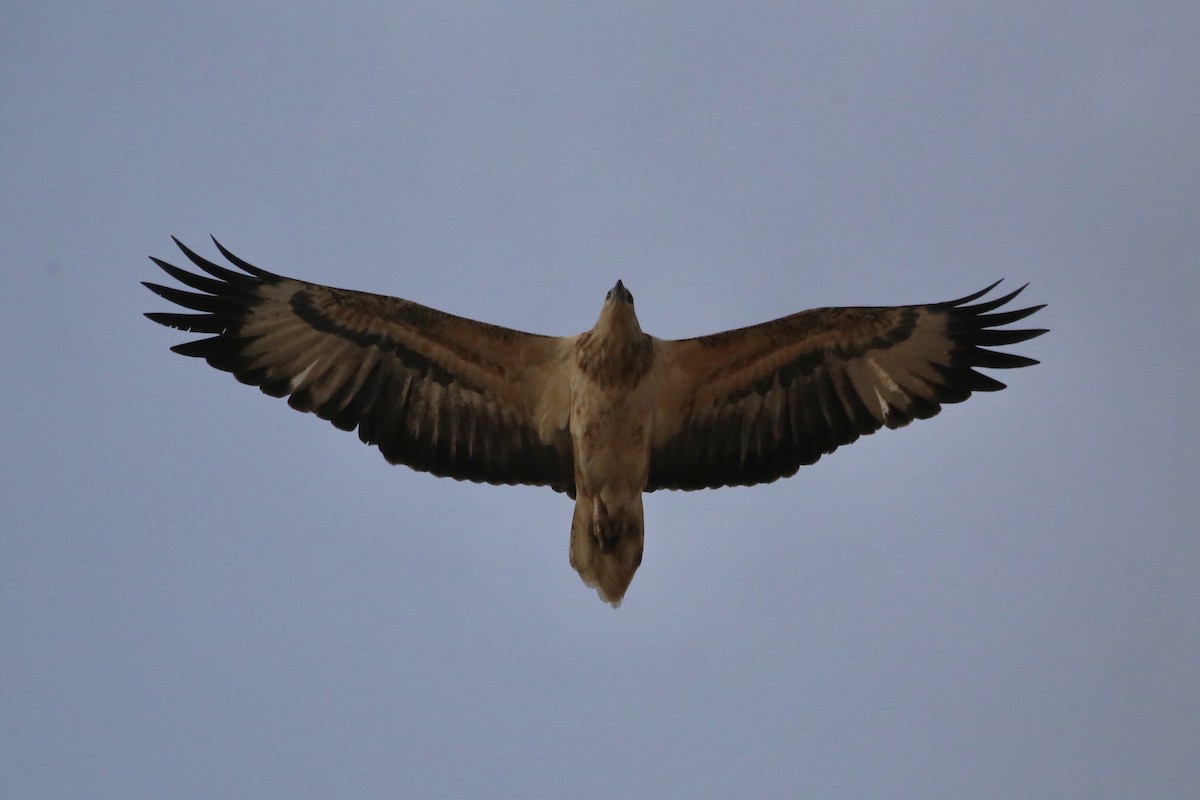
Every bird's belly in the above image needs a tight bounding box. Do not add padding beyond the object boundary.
[570,390,653,497]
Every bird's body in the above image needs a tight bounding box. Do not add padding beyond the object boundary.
[567,285,656,600]
[146,239,1046,605]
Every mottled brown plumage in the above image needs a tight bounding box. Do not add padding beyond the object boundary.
[145,239,1046,605]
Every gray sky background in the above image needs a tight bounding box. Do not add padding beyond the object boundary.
[3,3,1198,798]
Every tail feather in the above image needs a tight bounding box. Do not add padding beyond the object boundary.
[569,494,644,606]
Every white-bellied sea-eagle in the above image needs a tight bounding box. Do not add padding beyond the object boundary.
[145,238,1046,605]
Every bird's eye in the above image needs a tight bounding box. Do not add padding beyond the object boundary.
[605,290,613,300]
[625,289,634,304]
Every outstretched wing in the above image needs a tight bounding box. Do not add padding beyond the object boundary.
[647,282,1046,491]
[145,238,576,494]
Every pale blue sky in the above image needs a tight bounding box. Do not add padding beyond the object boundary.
[3,3,1198,798]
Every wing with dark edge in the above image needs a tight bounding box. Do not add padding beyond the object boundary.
[144,238,576,494]
[646,282,1046,491]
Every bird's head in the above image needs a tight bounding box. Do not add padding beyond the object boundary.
[605,279,634,307]
[596,279,641,335]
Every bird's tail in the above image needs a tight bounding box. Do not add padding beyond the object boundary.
[569,493,644,607]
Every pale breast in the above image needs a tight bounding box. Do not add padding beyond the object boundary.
[568,361,656,495]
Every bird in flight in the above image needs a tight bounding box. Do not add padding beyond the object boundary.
[145,238,1046,605]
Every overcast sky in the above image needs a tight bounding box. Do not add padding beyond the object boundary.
[3,2,1199,798]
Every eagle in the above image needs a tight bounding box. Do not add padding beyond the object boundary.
[145,238,1046,605]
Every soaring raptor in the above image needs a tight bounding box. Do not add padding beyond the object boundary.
[145,239,1046,605]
